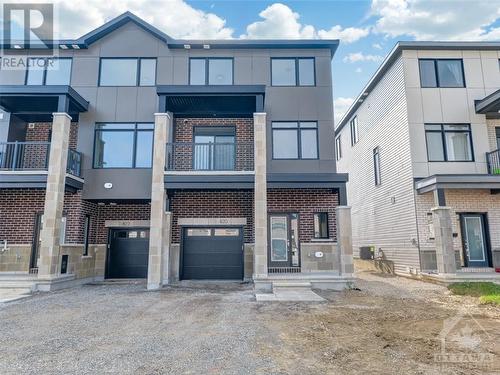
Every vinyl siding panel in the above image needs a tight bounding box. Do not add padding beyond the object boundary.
[337,56,421,273]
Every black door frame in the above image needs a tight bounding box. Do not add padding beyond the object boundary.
[180,225,244,280]
[267,212,301,269]
[458,213,492,268]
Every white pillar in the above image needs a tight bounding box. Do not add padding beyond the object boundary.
[432,206,456,274]
[336,206,354,275]
[147,112,171,290]
[38,112,71,278]
[253,112,268,279]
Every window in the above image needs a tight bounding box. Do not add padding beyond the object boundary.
[314,213,329,239]
[350,116,359,145]
[93,123,154,168]
[335,135,342,160]
[99,58,156,86]
[373,147,381,186]
[496,127,500,150]
[26,58,72,85]
[189,58,233,85]
[424,124,473,161]
[272,121,318,159]
[193,127,236,170]
[419,59,465,88]
[83,215,90,256]
[271,58,315,86]
[60,216,67,245]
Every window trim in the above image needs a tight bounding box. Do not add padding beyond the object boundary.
[271,121,319,160]
[350,116,359,146]
[335,135,342,161]
[270,57,316,87]
[424,123,475,162]
[92,122,154,169]
[98,57,157,87]
[188,57,234,85]
[313,212,329,239]
[418,58,466,88]
[25,57,73,86]
[373,147,381,186]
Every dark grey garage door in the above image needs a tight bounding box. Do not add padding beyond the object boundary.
[182,227,243,280]
[107,228,149,279]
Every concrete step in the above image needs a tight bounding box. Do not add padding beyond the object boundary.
[272,281,312,292]
[0,281,38,291]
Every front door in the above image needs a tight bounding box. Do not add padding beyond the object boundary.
[460,214,490,268]
[268,213,300,269]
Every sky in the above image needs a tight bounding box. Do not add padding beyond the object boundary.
[5,0,500,124]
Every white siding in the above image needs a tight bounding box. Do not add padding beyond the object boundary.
[337,56,421,273]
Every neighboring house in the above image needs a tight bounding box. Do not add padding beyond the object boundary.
[0,12,353,292]
[336,41,500,281]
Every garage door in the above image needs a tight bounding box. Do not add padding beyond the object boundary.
[107,228,149,279]
[182,227,243,280]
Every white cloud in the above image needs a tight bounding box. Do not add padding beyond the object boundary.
[371,0,500,40]
[343,52,383,63]
[52,0,234,39]
[372,42,382,49]
[242,3,369,42]
[334,97,354,125]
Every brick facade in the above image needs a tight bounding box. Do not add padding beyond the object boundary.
[25,122,79,149]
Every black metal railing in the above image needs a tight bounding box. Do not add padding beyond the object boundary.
[486,149,500,175]
[66,149,82,177]
[0,141,50,170]
[166,142,254,171]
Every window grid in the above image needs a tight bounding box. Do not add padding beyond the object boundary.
[271,57,316,86]
[98,58,157,86]
[271,121,319,160]
[424,123,474,162]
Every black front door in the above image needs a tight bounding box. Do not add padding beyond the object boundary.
[107,228,150,279]
[460,214,491,268]
[268,213,300,269]
[182,227,243,280]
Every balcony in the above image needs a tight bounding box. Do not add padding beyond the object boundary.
[166,142,254,172]
[486,149,500,175]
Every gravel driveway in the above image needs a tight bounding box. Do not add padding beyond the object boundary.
[0,274,499,375]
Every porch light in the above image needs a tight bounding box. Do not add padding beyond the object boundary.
[184,44,191,49]
[71,45,80,49]
[59,45,68,49]
[13,44,22,49]
[203,44,210,49]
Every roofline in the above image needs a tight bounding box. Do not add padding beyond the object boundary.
[334,41,500,135]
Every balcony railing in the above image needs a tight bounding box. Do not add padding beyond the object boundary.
[0,142,82,177]
[486,149,500,175]
[166,142,254,172]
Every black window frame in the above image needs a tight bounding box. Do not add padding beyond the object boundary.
[418,58,466,88]
[424,123,474,162]
[25,57,72,85]
[83,215,90,256]
[271,57,316,87]
[93,122,154,169]
[98,57,157,87]
[271,121,319,160]
[350,116,359,146]
[335,135,342,160]
[373,147,381,186]
[313,212,329,239]
[188,57,234,85]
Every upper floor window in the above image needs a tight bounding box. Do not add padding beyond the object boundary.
[373,147,381,186]
[425,124,473,162]
[350,116,359,145]
[419,59,465,88]
[93,123,154,168]
[271,58,315,86]
[272,121,318,159]
[25,58,72,85]
[335,135,342,160]
[99,58,156,86]
[189,58,233,85]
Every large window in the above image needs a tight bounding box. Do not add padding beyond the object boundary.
[313,212,329,239]
[25,58,72,85]
[271,58,315,86]
[99,58,156,86]
[93,123,154,168]
[189,58,233,85]
[419,59,465,88]
[350,116,359,145]
[373,147,381,186]
[272,121,318,159]
[425,124,473,162]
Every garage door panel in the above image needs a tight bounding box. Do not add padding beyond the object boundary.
[183,252,242,266]
[183,266,243,280]
[107,229,149,279]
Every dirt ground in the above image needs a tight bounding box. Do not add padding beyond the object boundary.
[0,271,499,375]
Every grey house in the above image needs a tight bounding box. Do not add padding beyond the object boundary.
[336,41,500,282]
[0,12,353,292]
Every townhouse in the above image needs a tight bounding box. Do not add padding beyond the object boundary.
[0,12,353,292]
[336,41,500,281]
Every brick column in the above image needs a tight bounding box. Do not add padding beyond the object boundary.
[147,112,171,290]
[253,112,268,280]
[431,206,456,274]
[336,206,354,275]
[38,112,71,278]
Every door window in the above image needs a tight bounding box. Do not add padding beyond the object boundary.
[270,216,288,262]
[463,216,486,262]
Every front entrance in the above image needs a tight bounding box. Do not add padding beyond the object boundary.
[459,214,491,268]
[181,227,243,280]
[106,228,150,279]
[268,213,300,270]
